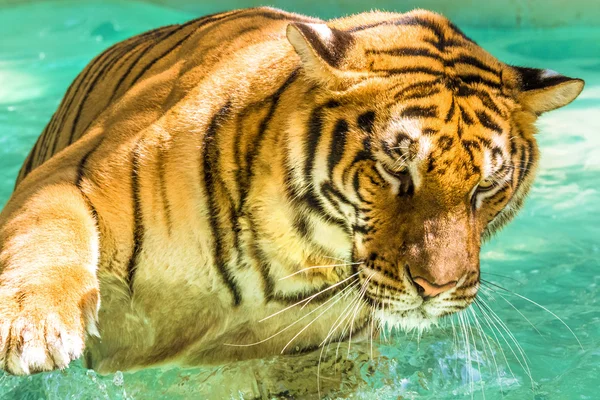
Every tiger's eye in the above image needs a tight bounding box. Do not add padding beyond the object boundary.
[478,178,495,190]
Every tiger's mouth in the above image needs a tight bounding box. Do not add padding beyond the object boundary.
[358,267,472,333]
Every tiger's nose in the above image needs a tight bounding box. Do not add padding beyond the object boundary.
[412,276,457,299]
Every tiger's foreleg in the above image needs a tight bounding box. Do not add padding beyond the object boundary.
[0,183,100,375]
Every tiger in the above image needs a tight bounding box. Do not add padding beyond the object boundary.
[0,7,583,376]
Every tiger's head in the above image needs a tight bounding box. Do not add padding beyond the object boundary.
[285,10,583,331]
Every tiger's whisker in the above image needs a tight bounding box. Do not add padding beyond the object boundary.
[474,299,518,383]
[481,273,524,285]
[477,297,535,388]
[465,309,487,399]
[469,306,503,394]
[320,280,369,348]
[458,312,474,396]
[278,262,362,281]
[260,271,361,322]
[332,274,373,359]
[481,287,545,338]
[482,281,583,350]
[388,145,410,150]
[347,272,375,356]
[224,280,359,347]
[279,281,360,354]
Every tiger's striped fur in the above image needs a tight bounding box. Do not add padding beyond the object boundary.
[0,7,583,375]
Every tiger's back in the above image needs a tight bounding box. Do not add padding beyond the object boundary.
[16,8,311,185]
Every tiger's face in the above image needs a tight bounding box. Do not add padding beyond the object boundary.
[286,10,583,332]
[350,86,521,332]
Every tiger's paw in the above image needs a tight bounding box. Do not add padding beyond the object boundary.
[0,287,100,375]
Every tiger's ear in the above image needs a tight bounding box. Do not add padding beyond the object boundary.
[514,67,584,115]
[286,22,357,88]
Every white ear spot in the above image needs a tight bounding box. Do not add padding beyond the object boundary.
[308,23,333,42]
[540,69,560,79]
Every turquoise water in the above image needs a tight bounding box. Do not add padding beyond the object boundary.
[0,1,598,399]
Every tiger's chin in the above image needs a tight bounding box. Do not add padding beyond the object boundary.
[373,308,440,334]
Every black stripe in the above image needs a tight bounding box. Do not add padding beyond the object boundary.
[128,9,288,89]
[438,135,454,151]
[475,110,502,133]
[476,135,492,147]
[365,47,441,59]
[293,212,312,239]
[343,136,373,185]
[426,153,437,173]
[247,222,275,302]
[202,102,242,306]
[357,111,376,134]
[127,17,216,87]
[227,8,318,24]
[68,39,142,146]
[127,138,145,292]
[240,69,300,208]
[458,74,502,91]
[322,181,358,208]
[327,118,349,180]
[461,139,481,175]
[233,101,262,206]
[372,66,444,77]
[283,158,348,230]
[156,141,173,236]
[43,44,114,160]
[349,15,443,37]
[303,100,341,184]
[352,170,373,205]
[459,105,474,125]
[445,97,456,122]
[455,86,504,117]
[447,55,500,76]
[349,15,475,46]
[45,44,108,155]
[380,140,397,158]
[394,80,441,100]
[447,21,476,44]
[105,26,175,101]
[513,66,574,91]
[34,120,56,169]
[352,224,371,234]
[523,139,535,183]
[320,182,355,219]
[403,86,441,100]
[77,31,167,138]
[401,105,438,118]
[517,139,534,185]
[110,12,235,102]
[233,69,302,267]
[108,28,174,101]
[75,139,104,223]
